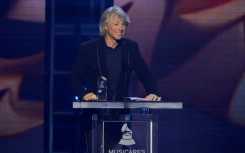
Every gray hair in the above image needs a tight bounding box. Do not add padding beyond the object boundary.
[99,6,130,36]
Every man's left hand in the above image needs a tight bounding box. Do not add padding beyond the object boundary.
[145,94,161,101]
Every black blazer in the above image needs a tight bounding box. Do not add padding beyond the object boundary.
[69,36,158,100]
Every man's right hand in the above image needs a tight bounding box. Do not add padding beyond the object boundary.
[82,92,98,101]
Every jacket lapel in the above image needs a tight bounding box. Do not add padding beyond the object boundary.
[97,37,108,77]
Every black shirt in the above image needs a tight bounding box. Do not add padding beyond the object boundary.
[105,43,122,99]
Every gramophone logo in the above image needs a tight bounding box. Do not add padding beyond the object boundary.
[119,123,136,146]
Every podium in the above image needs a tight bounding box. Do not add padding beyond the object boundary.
[73,101,182,153]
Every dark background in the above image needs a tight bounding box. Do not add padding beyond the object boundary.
[0,0,244,153]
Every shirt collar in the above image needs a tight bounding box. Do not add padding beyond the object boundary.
[100,36,123,49]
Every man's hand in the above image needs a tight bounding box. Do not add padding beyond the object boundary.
[82,92,98,101]
[145,94,161,101]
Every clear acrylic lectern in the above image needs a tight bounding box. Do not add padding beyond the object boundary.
[73,101,182,153]
[92,114,157,153]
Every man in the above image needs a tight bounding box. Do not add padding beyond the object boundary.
[69,6,161,152]
[70,6,161,101]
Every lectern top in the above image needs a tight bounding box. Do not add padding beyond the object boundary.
[72,101,183,109]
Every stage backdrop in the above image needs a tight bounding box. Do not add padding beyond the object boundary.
[0,0,45,153]
[115,0,245,127]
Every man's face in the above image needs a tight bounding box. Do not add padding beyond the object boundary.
[105,13,126,41]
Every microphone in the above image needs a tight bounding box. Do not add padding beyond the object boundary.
[122,62,127,101]
[122,51,129,101]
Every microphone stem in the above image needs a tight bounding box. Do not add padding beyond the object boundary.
[124,73,127,101]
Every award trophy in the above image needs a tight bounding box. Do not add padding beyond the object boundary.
[97,77,107,101]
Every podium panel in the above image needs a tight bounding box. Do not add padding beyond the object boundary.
[72,101,182,153]
[92,114,158,153]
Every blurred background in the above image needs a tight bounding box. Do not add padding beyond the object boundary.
[0,0,244,153]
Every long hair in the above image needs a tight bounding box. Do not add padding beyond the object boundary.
[99,6,130,36]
